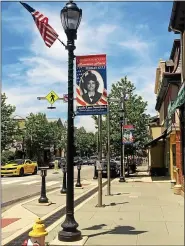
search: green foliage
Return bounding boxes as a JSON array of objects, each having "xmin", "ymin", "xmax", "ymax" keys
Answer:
[
  {"xmin": 1, "ymin": 150, "xmax": 15, "ymax": 164},
  {"xmin": 25, "ymin": 113, "xmax": 65, "ymax": 160},
  {"xmin": 92, "ymin": 76, "xmax": 150, "ymax": 155},
  {"xmin": 1, "ymin": 93, "xmax": 17, "ymax": 152},
  {"xmin": 75, "ymin": 127, "xmax": 97, "ymax": 156}
]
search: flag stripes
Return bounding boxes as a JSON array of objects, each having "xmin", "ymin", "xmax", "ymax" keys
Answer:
[{"xmin": 20, "ymin": 2, "xmax": 58, "ymax": 48}]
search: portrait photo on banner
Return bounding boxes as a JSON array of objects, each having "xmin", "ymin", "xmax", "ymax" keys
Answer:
[
  {"xmin": 76, "ymin": 54, "xmax": 107, "ymax": 116},
  {"xmin": 80, "ymin": 70, "xmax": 104, "ymax": 105}
]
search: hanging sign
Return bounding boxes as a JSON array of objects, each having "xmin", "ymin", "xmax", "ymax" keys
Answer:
[{"xmin": 76, "ymin": 54, "xmax": 107, "ymax": 115}]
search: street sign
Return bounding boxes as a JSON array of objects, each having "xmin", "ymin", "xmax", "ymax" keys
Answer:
[
  {"xmin": 63, "ymin": 94, "xmax": 68, "ymax": 102},
  {"xmin": 45, "ymin": 90, "xmax": 59, "ymax": 104}
]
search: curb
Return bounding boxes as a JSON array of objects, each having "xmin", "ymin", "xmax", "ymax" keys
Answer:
[
  {"xmin": 3, "ymin": 180, "xmax": 108, "ymax": 246},
  {"xmin": 2, "ymin": 187, "xmax": 60, "ymax": 209}
]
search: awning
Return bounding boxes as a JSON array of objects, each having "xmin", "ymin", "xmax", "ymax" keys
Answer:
[
  {"xmin": 145, "ymin": 131, "xmax": 167, "ymax": 148},
  {"xmin": 168, "ymin": 83, "xmax": 185, "ymax": 118}
]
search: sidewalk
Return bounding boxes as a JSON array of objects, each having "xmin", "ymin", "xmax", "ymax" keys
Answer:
[
  {"xmin": 2, "ymin": 179, "xmax": 105, "ymax": 246},
  {"xmin": 47, "ymin": 179, "xmax": 184, "ymax": 246}
]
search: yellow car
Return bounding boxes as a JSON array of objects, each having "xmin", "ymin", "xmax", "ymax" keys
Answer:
[{"xmin": 1, "ymin": 159, "xmax": 38, "ymax": 177}]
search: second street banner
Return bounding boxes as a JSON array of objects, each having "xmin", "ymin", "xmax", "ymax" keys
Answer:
[
  {"xmin": 123, "ymin": 125, "xmax": 135, "ymax": 144},
  {"xmin": 76, "ymin": 54, "xmax": 107, "ymax": 115}
]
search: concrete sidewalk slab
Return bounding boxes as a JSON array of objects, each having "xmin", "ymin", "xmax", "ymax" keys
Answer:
[
  {"xmin": 1, "ymin": 179, "xmax": 101, "ymax": 245},
  {"xmin": 45, "ymin": 178, "xmax": 184, "ymax": 246}
]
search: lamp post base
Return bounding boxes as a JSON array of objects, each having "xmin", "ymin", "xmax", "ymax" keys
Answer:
[
  {"xmin": 75, "ymin": 183, "xmax": 82, "ymax": 188},
  {"xmin": 60, "ymin": 188, "xmax": 67, "ymax": 194},
  {"xmin": 58, "ymin": 229, "xmax": 81, "ymax": 242},
  {"xmin": 119, "ymin": 176, "xmax": 126, "ymax": 182},
  {"xmin": 38, "ymin": 196, "xmax": 49, "ymax": 203}
]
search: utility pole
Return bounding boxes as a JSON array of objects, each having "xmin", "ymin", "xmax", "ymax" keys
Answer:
[
  {"xmin": 97, "ymin": 115, "xmax": 103, "ymax": 207},
  {"xmin": 119, "ymin": 91, "xmax": 126, "ymax": 182},
  {"xmin": 107, "ymin": 104, "xmax": 111, "ymax": 196}
]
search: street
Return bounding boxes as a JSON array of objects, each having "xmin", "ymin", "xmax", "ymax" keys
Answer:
[{"xmin": 2, "ymin": 165, "xmax": 94, "ymax": 205}]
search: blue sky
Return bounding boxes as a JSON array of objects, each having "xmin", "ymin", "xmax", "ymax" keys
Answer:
[{"xmin": 2, "ymin": 1, "xmax": 178, "ymax": 132}]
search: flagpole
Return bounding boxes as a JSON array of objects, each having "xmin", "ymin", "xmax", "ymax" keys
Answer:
[{"xmin": 57, "ymin": 37, "xmax": 66, "ymax": 48}]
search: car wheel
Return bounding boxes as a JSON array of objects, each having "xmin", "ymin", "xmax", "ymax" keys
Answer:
[
  {"xmin": 32, "ymin": 167, "xmax": 37, "ymax": 175},
  {"xmin": 19, "ymin": 168, "xmax": 24, "ymax": 177}
]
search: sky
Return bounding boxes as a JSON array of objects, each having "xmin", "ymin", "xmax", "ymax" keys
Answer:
[{"xmin": 2, "ymin": 1, "xmax": 178, "ymax": 132}]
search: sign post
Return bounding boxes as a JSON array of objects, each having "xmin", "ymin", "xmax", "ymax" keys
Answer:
[{"xmin": 96, "ymin": 160, "xmax": 103, "ymax": 207}]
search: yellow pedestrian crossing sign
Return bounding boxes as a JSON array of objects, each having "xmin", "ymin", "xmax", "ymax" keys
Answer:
[{"xmin": 45, "ymin": 90, "xmax": 59, "ymax": 104}]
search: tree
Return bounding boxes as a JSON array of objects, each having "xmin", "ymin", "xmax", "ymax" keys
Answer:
[
  {"xmin": 92, "ymin": 76, "xmax": 150, "ymax": 155},
  {"xmin": 74, "ymin": 127, "xmax": 97, "ymax": 157},
  {"xmin": 1, "ymin": 93, "xmax": 17, "ymax": 152},
  {"xmin": 25, "ymin": 113, "xmax": 65, "ymax": 162}
]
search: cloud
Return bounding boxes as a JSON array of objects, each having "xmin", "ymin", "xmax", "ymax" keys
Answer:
[{"xmin": 2, "ymin": 1, "xmax": 169, "ymax": 132}]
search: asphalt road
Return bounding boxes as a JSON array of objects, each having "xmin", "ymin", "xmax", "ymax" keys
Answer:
[{"xmin": 1, "ymin": 165, "xmax": 94, "ymax": 205}]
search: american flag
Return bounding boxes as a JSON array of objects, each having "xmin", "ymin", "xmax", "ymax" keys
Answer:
[
  {"xmin": 20, "ymin": 2, "xmax": 58, "ymax": 48},
  {"xmin": 76, "ymin": 67, "xmax": 87, "ymax": 94}
]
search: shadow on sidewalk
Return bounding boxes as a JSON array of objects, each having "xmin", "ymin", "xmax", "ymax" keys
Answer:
[
  {"xmin": 82, "ymin": 224, "xmax": 147, "ymax": 237},
  {"xmin": 111, "ymin": 192, "xmax": 130, "ymax": 196},
  {"xmin": 104, "ymin": 202, "xmax": 129, "ymax": 207},
  {"xmin": 151, "ymin": 176, "xmax": 171, "ymax": 181}
]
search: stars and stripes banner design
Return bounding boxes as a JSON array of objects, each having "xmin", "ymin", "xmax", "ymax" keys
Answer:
[
  {"xmin": 123, "ymin": 129, "xmax": 134, "ymax": 144},
  {"xmin": 75, "ymin": 54, "xmax": 107, "ymax": 115},
  {"xmin": 20, "ymin": 2, "xmax": 58, "ymax": 48}
]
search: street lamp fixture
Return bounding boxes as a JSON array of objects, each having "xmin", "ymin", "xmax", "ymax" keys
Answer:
[{"xmin": 58, "ymin": 0, "xmax": 82, "ymax": 242}]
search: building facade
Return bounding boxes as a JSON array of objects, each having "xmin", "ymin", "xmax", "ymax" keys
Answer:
[{"xmin": 168, "ymin": 1, "xmax": 185, "ymax": 194}]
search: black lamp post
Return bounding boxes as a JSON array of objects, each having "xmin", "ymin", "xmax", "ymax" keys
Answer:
[
  {"xmin": 38, "ymin": 167, "xmax": 49, "ymax": 203},
  {"xmin": 75, "ymin": 164, "xmax": 82, "ymax": 187},
  {"xmin": 60, "ymin": 163, "xmax": 67, "ymax": 194},
  {"xmin": 58, "ymin": 1, "xmax": 82, "ymax": 242},
  {"xmin": 119, "ymin": 109, "xmax": 126, "ymax": 182}
]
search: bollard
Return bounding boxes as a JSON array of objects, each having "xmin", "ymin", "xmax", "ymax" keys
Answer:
[
  {"xmin": 53, "ymin": 159, "xmax": 59, "ymax": 174},
  {"xmin": 75, "ymin": 164, "xmax": 82, "ymax": 187},
  {"xmin": 22, "ymin": 218, "xmax": 48, "ymax": 246},
  {"xmin": 38, "ymin": 167, "xmax": 49, "ymax": 204},
  {"xmin": 93, "ymin": 163, "xmax": 98, "ymax": 179},
  {"xmin": 96, "ymin": 160, "xmax": 104, "ymax": 207},
  {"xmin": 60, "ymin": 164, "xmax": 67, "ymax": 194}
]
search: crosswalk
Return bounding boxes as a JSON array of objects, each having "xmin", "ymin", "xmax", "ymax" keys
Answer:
[{"xmin": 1, "ymin": 178, "xmax": 60, "ymax": 187}]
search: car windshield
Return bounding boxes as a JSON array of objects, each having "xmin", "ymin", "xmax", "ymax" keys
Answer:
[{"xmin": 7, "ymin": 159, "xmax": 24, "ymax": 165}]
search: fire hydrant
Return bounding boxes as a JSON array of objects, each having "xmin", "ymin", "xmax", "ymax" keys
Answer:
[{"xmin": 22, "ymin": 218, "xmax": 48, "ymax": 246}]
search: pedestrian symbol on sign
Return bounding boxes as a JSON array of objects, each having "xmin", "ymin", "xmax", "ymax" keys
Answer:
[{"xmin": 45, "ymin": 90, "xmax": 59, "ymax": 104}]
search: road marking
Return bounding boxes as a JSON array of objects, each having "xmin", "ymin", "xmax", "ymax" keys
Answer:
[
  {"xmin": 46, "ymin": 181, "xmax": 60, "ymax": 187},
  {"xmin": 2, "ymin": 180, "xmax": 24, "ymax": 185},
  {"xmin": 21, "ymin": 181, "xmax": 40, "ymax": 185}
]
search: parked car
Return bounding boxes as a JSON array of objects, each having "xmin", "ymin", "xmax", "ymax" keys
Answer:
[
  {"xmin": 101, "ymin": 160, "xmax": 120, "ymax": 178},
  {"xmin": 81, "ymin": 157, "xmax": 89, "ymax": 165},
  {"xmin": 1, "ymin": 159, "xmax": 38, "ymax": 177},
  {"xmin": 88, "ymin": 156, "xmax": 98, "ymax": 165},
  {"xmin": 74, "ymin": 157, "xmax": 83, "ymax": 166},
  {"xmin": 49, "ymin": 157, "xmax": 65, "ymax": 169}
]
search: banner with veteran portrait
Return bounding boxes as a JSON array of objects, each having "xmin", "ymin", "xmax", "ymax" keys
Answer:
[
  {"xmin": 122, "ymin": 125, "xmax": 135, "ymax": 144},
  {"xmin": 76, "ymin": 54, "xmax": 107, "ymax": 115}
]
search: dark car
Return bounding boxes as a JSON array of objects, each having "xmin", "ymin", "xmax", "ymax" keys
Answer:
[
  {"xmin": 49, "ymin": 157, "xmax": 65, "ymax": 169},
  {"xmin": 88, "ymin": 156, "xmax": 98, "ymax": 165},
  {"xmin": 74, "ymin": 157, "xmax": 83, "ymax": 166},
  {"xmin": 100, "ymin": 160, "xmax": 120, "ymax": 178},
  {"xmin": 81, "ymin": 157, "xmax": 89, "ymax": 165}
]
